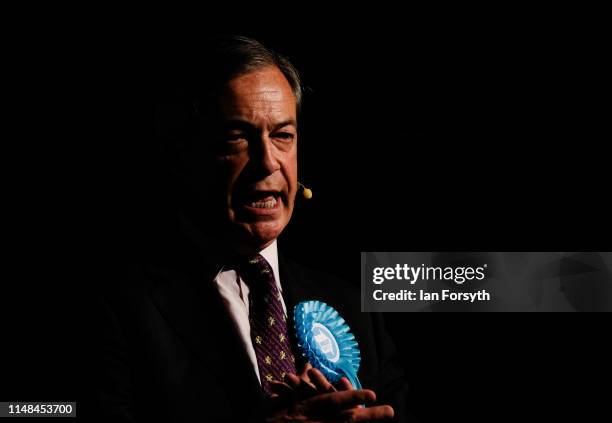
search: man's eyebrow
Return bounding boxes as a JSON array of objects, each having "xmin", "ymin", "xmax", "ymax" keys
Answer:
[
  {"xmin": 221, "ymin": 119, "xmax": 297, "ymax": 131},
  {"xmin": 271, "ymin": 119, "xmax": 297, "ymax": 131},
  {"xmin": 222, "ymin": 119, "xmax": 255, "ymax": 131}
]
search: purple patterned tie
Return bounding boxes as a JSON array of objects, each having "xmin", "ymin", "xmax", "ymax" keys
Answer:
[{"xmin": 239, "ymin": 254, "xmax": 297, "ymax": 395}]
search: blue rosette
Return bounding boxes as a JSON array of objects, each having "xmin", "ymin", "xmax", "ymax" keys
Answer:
[{"xmin": 294, "ymin": 300, "xmax": 362, "ymax": 389}]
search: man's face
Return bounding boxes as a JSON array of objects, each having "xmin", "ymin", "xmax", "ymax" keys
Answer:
[{"xmin": 202, "ymin": 66, "xmax": 298, "ymax": 251}]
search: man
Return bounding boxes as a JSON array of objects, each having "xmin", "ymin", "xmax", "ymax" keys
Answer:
[{"xmin": 90, "ymin": 36, "xmax": 408, "ymax": 422}]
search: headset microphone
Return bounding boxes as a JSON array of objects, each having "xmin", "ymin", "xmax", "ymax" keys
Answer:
[{"xmin": 298, "ymin": 182, "xmax": 313, "ymax": 200}]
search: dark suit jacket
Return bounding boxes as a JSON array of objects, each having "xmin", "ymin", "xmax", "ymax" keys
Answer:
[{"xmin": 86, "ymin": 228, "xmax": 409, "ymax": 422}]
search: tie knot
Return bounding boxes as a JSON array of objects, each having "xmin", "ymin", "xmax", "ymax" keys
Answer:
[
  {"xmin": 243, "ymin": 253, "xmax": 272, "ymax": 272},
  {"xmin": 238, "ymin": 254, "xmax": 275, "ymax": 291},
  {"xmin": 246, "ymin": 253, "xmax": 267, "ymax": 267}
]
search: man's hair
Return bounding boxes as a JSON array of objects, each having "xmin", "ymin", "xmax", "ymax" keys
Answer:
[{"xmin": 191, "ymin": 35, "xmax": 303, "ymax": 113}]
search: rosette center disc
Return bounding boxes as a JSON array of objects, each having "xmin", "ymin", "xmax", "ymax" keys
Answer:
[{"xmin": 311, "ymin": 322, "xmax": 340, "ymax": 362}]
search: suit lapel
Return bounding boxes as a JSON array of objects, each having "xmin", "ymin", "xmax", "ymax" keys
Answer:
[
  {"xmin": 279, "ymin": 253, "xmax": 322, "ymax": 315},
  {"xmin": 278, "ymin": 253, "xmax": 324, "ymax": 370}
]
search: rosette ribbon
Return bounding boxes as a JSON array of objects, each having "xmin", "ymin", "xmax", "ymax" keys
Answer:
[{"xmin": 294, "ymin": 300, "xmax": 362, "ymax": 389}]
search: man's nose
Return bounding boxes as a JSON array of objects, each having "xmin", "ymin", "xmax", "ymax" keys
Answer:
[{"xmin": 250, "ymin": 135, "xmax": 281, "ymax": 176}]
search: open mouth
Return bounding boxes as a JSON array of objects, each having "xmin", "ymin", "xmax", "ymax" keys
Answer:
[
  {"xmin": 247, "ymin": 192, "xmax": 279, "ymax": 209},
  {"xmin": 237, "ymin": 190, "xmax": 283, "ymax": 213}
]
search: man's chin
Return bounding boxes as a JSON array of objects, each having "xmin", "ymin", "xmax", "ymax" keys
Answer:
[{"xmin": 233, "ymin": 220, "xmax": 285, "ymax": 251}]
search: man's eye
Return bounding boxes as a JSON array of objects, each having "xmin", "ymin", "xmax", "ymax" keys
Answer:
[
  {"xmin": 225, "ymin": 133, "xmax": 247, "ymax": 143},
  {"xmin": 274, "ymin": 132, "xmax": 295, "ymax": 141}
]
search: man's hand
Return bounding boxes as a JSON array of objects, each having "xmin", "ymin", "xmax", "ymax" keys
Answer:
[
  {"xmin": 265, "ymin": 364, "xmax": 394, "ymax": 422},
  {"xmin": 265, "ymin": 388, "xmax": 394, "ymax": 422}
]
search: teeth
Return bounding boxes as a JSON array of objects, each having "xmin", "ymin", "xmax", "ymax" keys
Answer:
[{"xmin": 249, "ymin": 196, "xmax": 277, "ymax": 209}]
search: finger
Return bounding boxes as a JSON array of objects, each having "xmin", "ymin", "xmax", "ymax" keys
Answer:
[
  {"xmin": 296, "ymin": 378, "xmax": 318, "ymax": 398},
  {"xmin": 296, "ymin": 364, "xmax": 319, "ymax": 396},
  {"xmin": 299, "ymin": 362, "xmax": 313, "ymax": 383},
  {"xmin": 336, "ymin": 377, "xmax": 353, "ymax": 391},
  {"xmin": 284, "ymin": 373, "xmax": 318, "ymax": 399},
  {"xmin": 334, "ymin": 405, "xmax": 395, "ymax": 422},
  {"xmin": 269, "ymin": 380, "xmax": 294, "ymax": 398},
  {"xmin": 304, "ymin": 389, "xmax": 377, "ymax": 413},
  {"xmin": 285, "ymin": 373, "xmax": 301, "ymax": 389},
  {"xmin": 307, "ymin": 367, "xmax": 336, "ymax": 393}
]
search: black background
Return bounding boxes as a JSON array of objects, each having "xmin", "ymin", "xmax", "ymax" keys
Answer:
[{"xmin": 2, "ymin": 9, "xmax": 610, "ymax": 422}]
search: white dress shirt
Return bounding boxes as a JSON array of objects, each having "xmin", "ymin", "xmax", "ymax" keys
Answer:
[{"xmin": 213, "ymin": 241, "xmax": 287, "ymax": 384}]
